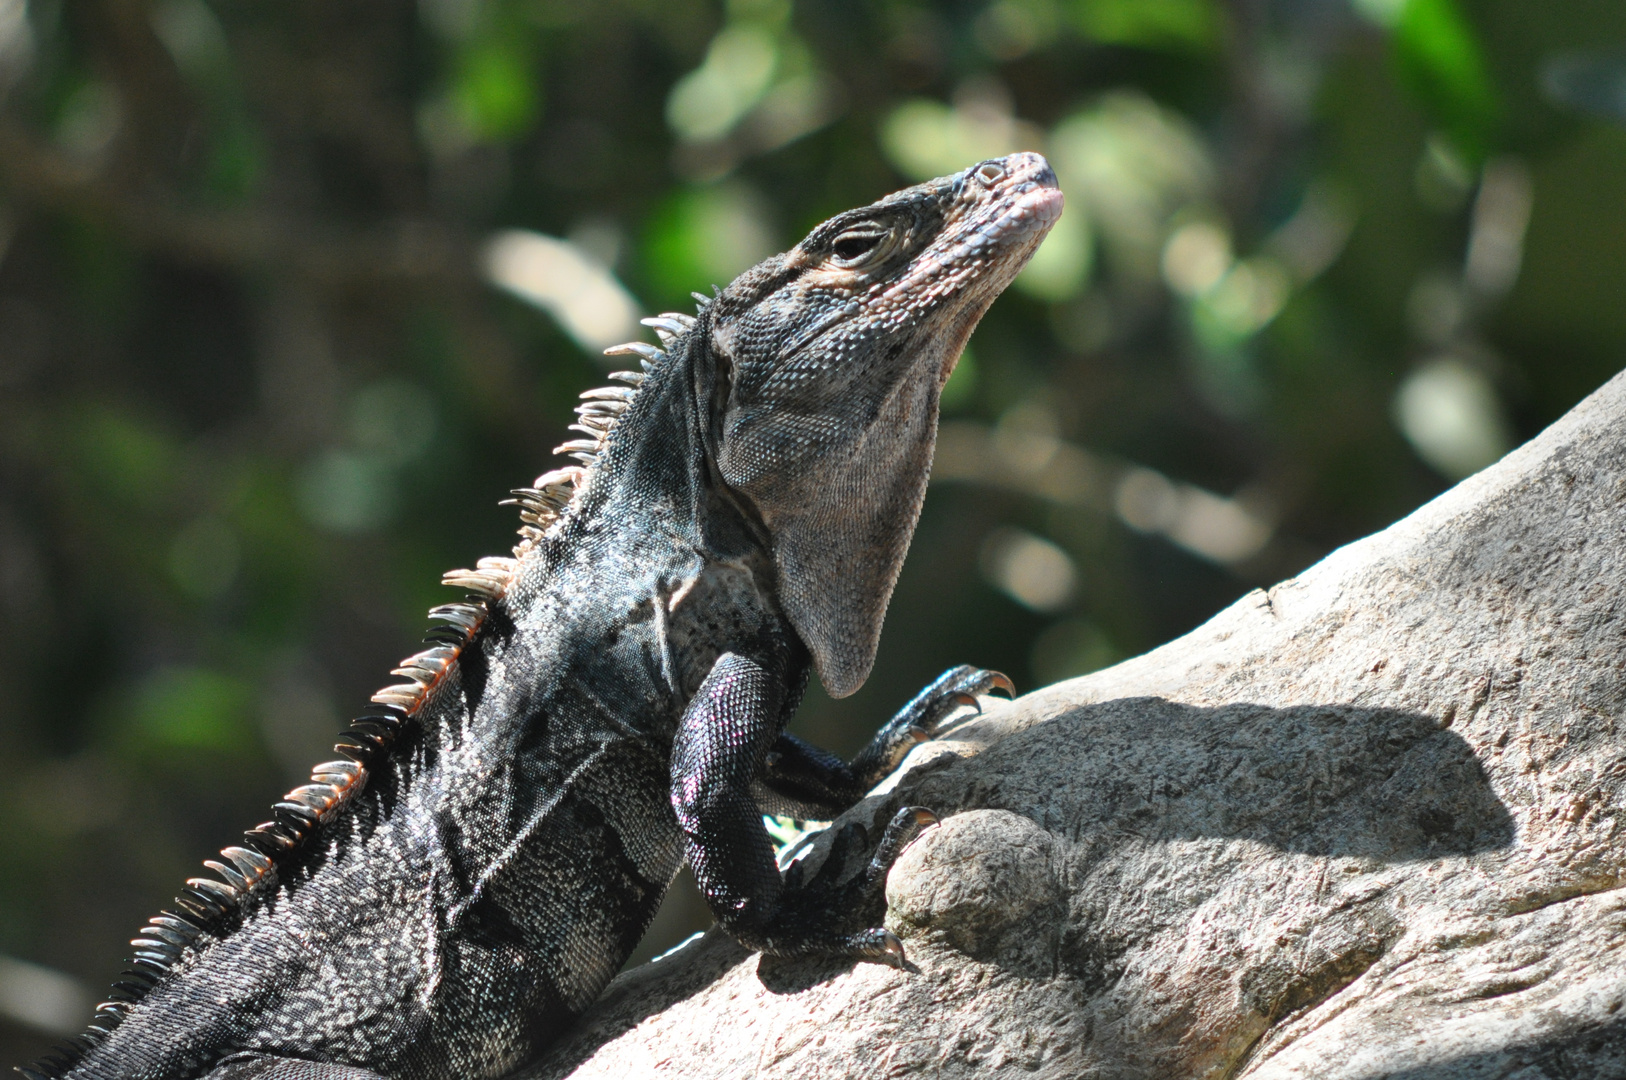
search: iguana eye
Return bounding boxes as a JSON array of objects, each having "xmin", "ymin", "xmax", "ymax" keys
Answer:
[{"xmin": 831, "ymin": 229, "xmax": 886, "ymax": 264}]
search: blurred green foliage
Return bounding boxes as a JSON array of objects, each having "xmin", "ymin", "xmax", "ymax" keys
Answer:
[
  {"xmin": 0, "ymin": 0, "xmax": 1623, "ymax": 1054},
  {"xmin": 1393, "ymin": 0, "xmax": 1500, "ymax": 157}
]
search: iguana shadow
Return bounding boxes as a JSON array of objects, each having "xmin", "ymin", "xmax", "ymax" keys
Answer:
[
  {"xmin": 912, "ymin": 696, "xmax": 1516, "ymax": 865},
  {"xmin": 519, "ymin": 697, "xmax": 1514, "ymax": 1076}
]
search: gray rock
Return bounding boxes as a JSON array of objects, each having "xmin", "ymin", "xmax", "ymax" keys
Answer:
[{"xmin": 523, "ymin": 370, "xmax": 1626, "ymax": 1079}]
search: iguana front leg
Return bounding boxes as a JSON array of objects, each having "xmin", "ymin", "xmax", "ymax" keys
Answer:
[
  {"xmin": 672, "ymin": 651, "xmax": 901, "ymax": 961},
  {"xmin": 671, "ymin": 656, "xmax": 1010, "ymax": 963}
]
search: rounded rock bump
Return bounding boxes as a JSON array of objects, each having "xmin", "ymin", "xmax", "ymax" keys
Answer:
[{"xmin": 885, "ymin": 808, "xmax": 1059, "ymax": 953}]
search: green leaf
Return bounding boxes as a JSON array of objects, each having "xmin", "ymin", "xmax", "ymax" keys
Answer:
[{"xmin": 1393, "ymin": 0, "xmax": 1498, "ymax": 159}]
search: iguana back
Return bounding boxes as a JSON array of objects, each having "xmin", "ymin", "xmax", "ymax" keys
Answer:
[{"xmin": 20, "ymin": 152, "xmax": 1060, "ymax": 1080}]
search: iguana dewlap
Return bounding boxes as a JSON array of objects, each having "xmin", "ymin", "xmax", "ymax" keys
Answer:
[{"xmin": 23, "ymin": 153, "xmax": 1060, "ymax": 1080}]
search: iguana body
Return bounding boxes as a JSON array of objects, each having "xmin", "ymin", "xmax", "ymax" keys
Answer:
[{"xmin": 22, "ymin": 153, "xmax": 1061, "ymax": 1080}]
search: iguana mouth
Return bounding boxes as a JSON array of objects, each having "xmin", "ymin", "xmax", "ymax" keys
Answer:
[
  {"xmin": 979, "ymin": 173, "xmax": 1065, "ymax": 243},
  {"xmin": 762, "ymin": 153, "xmax": 1063, "ymax": 372},
  {"xmin": 876, "ymin": 151, "xmax": 1063, "ymax": 308}
]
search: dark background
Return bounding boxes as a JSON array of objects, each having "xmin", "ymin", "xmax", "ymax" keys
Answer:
[{"xmin": 1, "ymin": 0, "xmax": 1623, "ymax": 1061}]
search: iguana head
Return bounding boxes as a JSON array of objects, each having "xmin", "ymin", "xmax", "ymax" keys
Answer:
[{"xmin": 708, "ymin": 152, "xmax": 1062, "ymax": 698}]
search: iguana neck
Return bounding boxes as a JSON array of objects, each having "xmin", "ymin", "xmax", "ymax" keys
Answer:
[{"xmin": 551, "ymin": 313, "xmax": 755, "ymax": 569}]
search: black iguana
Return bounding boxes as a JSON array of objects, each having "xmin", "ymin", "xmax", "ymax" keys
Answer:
[{"xmin": 21, "ymin": 151, "xmax": 1062, "ymax": 1080}]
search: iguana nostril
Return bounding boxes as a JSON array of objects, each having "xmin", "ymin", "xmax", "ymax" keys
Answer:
[{"xmin": 977, "ymin": 162, "xmax": 1007, "ymax": 184}]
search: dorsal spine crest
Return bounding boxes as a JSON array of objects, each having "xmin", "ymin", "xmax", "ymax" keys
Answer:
[{"xmin": 24, "ymin": 307, "xmax": 698, "ymax": 1079}]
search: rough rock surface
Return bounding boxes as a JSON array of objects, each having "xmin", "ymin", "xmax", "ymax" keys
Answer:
[{"xmin": 521, "ymin": 370, "xmax": 1626, "ymax": 1080}]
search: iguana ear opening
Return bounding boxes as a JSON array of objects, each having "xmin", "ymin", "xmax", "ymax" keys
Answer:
[{"xmin": 719, "ymin": 367, "xmax": 941, "ymax": 699}]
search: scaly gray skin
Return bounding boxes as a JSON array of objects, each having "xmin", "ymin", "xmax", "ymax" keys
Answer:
[{"xmin": 21, "ymin": 152, "xmax": 1061, "ymax": 1080}]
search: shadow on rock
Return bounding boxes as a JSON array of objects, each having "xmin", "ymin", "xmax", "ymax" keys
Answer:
[
  {"xmin": 522, "ymin": 699, "xmax": 1515, "ymax": 1077},
  {"xmin": 1373, "ymin": 1020, "xmax": 1626, "ymax": 1079},
  {"xmin": 906, "ymin": 698, "xmax": 1515, "ymax": 863}
]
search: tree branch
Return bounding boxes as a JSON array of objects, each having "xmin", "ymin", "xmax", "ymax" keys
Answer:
[{"xmin": 524, "ymin": 369, "xmax": 1626, "ymax": 1079}]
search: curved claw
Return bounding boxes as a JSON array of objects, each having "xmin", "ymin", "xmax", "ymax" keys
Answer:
[
  {"xmin": 902, "ymin": 807, "xmax": 938, "ymax": 830},
  {"xmin": 879, "ymin": 930, "xmax": 907, "ymax": 969},
  {"xmin": 842, "ymin": 927, "xmax": 908, "ymax": 968},
  {"xmin": 943, "ymin": 669, "xmax": 1015, "ymax": 717},
  {"xmin": 863, "ymin": 804, "xmax": 938, "ymax": 885}
]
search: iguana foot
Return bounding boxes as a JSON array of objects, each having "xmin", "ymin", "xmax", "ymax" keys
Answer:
[
  {"xmin": 674, "ymin": 655, "xmax": 995, "ymax": 969},
  {"xmin": 767, "ymin": 806, "xmax": 938, "ymax": 966},
  {"xmin": 850, "ymin": 665, "xmax": 1015, "ymax": 789},
  {"xmin": 896, "ymin": 663, "xmax": 1016, "ymax": 734}
]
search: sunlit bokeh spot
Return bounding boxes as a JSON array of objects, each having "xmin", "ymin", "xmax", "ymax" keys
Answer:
[
  {"xmin": 668, "ymin": 25, "xmax": 780, "ymax": 143},
  {"xmin": 0, "ymin": 956, "xmax": 92, "ymax": 1036},
  {"xmin": 150, "ymin": 0, "xmax": 230, "ymax": 80},
  {"xmin": 980, "ymin": 526, "xmax": 1077, "ymax": 613},
  {"xmin": 297, "ymin": 449, "xmax": 397, "ymax": 534},
  {"xmin": 1048, "ymin": 92, "xmax": 1213, "ymax": 283},
  {"xmin": 1017, "ymin": 206, "xmax": 1092, "ymax": 300},
  {"xmin": 973, "ymin": 0, "xmax": 1062, "ymax": 61},
  {"xmin": 1114, "ymin": 466, "xmax": 1180, "ymax": 533},
  {"xmin": 0, "ymin": 0, "xmax": 33, "ymax": 90},
  {"xmin": 1162, "ymin": 221, "xmax": 1231, "ymax": 297},
  {"xmin": 54, "ymin": 80, "xmax": 121, "ymax": 165},
  {"xmin": 880, "ymin": 84, "xmax": 1040, "ymax": 183},
  {"xmin": 483, "ymin": 229, "xmax": 644, "ymax": 354},
  {"xmin": 1197, "ymin": 258, "xmax": 1291, "ymax": 339},
  {"xmin": 1464, "ymin": 158, "xmax": 1532, "ymax": 298},
  {"xmin": 1394, "ymin": 358, "xmax": 1512, "ymax": 479}
]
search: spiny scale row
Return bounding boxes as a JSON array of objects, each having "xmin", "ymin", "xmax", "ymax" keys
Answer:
[
  {"xmin": 504, "ymin": 466, "xmax": 584, "ymax": 552},
  {"xmin": 550, "ymin": 311, "xmax": 689, "ymax": 469},
  {"xmin": 24, "ymin": 304, "xmax": 697, "ymax": 1079},
  {"xmin": 26, "ymin": 568, "xmax": 517, "ymax": 1077},
  {"xmin": 524, "ymin": 311, "xmax": 687, "ymax": 546}
]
